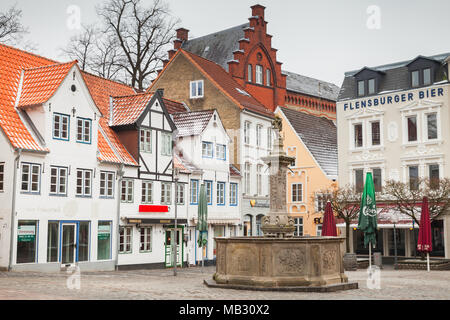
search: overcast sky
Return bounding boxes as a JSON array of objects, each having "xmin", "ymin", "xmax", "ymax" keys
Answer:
[{"xmin": 3, "ymin": 0, "xmax": 450, "ymax": 87}]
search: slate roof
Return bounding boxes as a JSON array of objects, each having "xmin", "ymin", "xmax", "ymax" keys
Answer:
[
  {"xmin": 279, "ymin": 107, "xmax": 337, "ymax": 177},
  {"xmin": 110, "ymin": 92, "xmax": 154, "ymax": 126},
  {"xmin": 283, "ymin": 70, "xmax": 340, "ymax": 102},
  {"xmin": 339, "ymin": 52, "xmax": 450, "ymax": 101},
  {"xmin": 182, "ymin": 23, "xmax": 250, "ymax": 72},
  {"xmin": 172, "ymin": 110, "xmax": 215, "ymax": 137}
]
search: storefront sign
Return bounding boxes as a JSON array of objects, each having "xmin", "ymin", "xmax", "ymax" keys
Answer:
[
  {"xmin": 17, "ymin": 225, "xmax": 35, "ymax": 242},
  {"xmin": 250, "ymin": 199, "xmax": 270, "ymax": 208},
  {"xmin": 126, "ymin": 218, "xmax": 187, "ymax": 225},
  {"xmin": 343, "ymin": 87, "xmax": 445, "ymax": 111},
  {"xmin": 139, "ymin": 205, "xmax": 169, "ymax": 213},
  {"xmin": 98, "ymin": 225, "xmax": 110, "ymax": 240}
]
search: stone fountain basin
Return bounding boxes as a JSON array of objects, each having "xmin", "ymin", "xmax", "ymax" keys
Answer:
[{"xmin": 212, "ymin": 236, "xmax": 349, "ymax": 288}]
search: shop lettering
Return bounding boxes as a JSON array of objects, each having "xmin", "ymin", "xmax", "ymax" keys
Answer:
[{"xmin": 343, "ymin": 88, "xmax": 444, "ymax": 111}]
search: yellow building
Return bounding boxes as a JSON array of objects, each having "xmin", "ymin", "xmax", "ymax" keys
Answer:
[{"xmin": 275, "ymin": 107, "xmax": 338, "ymax": 236}]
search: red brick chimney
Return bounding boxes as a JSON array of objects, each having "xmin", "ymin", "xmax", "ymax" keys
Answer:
[
  {"xmin": 174, "ymin": 28, "xmax": 189, "ymax": 50},
  {"xmin": 251, "ymin": 4, "xmax": 265, "ymax": 19}
]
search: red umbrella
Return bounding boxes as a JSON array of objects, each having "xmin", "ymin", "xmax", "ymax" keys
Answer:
[
  {"xmin": 417, "ymin": 196, "xmax": 432, "ymax": 271},
  {"xmin": 321, "ymin": 201, "xmax": 337, "ymax": 236}
]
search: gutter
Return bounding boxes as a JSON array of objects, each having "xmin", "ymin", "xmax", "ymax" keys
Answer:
[
  {"xmin": 8, "ymin": 149, "xmax": 21, "ymax": 271},
  {"xmin": 115, "ymin": 163, "xmax": 125, "ymax": 271}
]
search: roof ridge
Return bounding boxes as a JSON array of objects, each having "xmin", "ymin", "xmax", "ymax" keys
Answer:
[
  {"xmin": 23, "ymin": 60, "xmax": 77, "ymax": 72},
  {"xmin": 0, "ymin": 42, "xmax": 58, "ymax": 65},
  {"xmin": 283, "ymin": 70, "xmax": 340, "ymax": 88},
  {"xmin": 81, "ymin": 69, "xmax": 136, "ymax": 91},
  {"xmin": 112, "ymin": 91, "xmax": 153, "ymax": 99}
]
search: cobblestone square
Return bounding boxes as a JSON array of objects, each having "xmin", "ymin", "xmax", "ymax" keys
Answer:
[{"xmin": 0, "ymin": 266, "xmax": 449, "ymax": 300}]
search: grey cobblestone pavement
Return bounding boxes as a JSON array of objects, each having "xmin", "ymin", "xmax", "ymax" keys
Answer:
[{"xmin": 0, "ymin": 265, "xmax": 449, "ymax": 300}]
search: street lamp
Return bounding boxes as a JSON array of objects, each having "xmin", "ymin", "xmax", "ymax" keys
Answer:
[
  {"xmin": 173, "ymin": 168, "xmax": 180, "ymax": 276},
  {"xmin": 392, "ymin": 214, "xmax": 399, "ymax": 270}
]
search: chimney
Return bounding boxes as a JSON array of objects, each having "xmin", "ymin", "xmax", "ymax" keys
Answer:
[
  {"xmin": 176, "ymin": 28, "xmax": 189, "ymax": 42},
  {"xmin": 251, "ymin": 4, "xmax": 265, "ymax": 19},
  {"xmin": 156, "ymin": 88, "xmax": 164, "ymax": 97}
]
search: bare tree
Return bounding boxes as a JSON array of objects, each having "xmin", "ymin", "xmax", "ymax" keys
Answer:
[
  {"xmin": 384, "ymin": 178, "xmax": 450, "ymax": 225},
  {"xmin": 315, "ymin": 183, "xmax": 361, "ymax": 253},
  {"xmin": 0, "ymin": 4, "xmax": 28, "ymax": 44},
  {"xmin": 61, "ymin": 25, "xmax": 97, "ymax": 71},
  {"xmin": 97, "ymin": 0, "xmax": 179, "ymax": 89}
]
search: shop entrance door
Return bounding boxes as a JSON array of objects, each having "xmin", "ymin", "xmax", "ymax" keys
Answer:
[
  {"xmin": 165, "ymin": 228, "xmax": 182, "ymax": 267},
  {"xmin": 61, "ymin": 223, "xmax": 77, "ymax": 265}
]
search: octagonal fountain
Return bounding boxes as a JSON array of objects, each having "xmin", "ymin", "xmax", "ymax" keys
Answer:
[{"xmin": 204, "ymin": 118, "xmax": 358, "ymax": 292}]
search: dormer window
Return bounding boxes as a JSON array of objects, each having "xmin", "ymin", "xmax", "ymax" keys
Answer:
[
  {"xmin": 357, "ymin": 81, "xmax": 365, "ymax": 97},
  {"xmin": 411, "ymin": 68, "xmax": 432, "ymax": 88},
  {"xmin": 358, "ymin": 78, "xmax": 376, "ymax": 97},
  {"xmin": 368, "ymin": 78, "xmax": 376, "ymax": 95},
  {"xmin": 407, "ymin": 56, "xmax": 439, "ymax": 88},
  {"xmin": 423, "ymin": 68, "xmax": 431, "ymax": 85},
  {"xmin": 354, "ymin": 68, "xmax": 383, "ymax": 97},
  {"xmin": 411, "ymin": 70, "xmax": 420, "ymax": 87}
]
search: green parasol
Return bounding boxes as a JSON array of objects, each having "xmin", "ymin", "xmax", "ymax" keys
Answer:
[
  {"xmin": 358, "ymin": 172, "xmax": 378, "ymax": 248},
  {"xmin": 197, "ymin": 184, "xmax": 208, "ymax": 248}
]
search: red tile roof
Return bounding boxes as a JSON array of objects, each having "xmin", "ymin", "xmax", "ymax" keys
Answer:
[
  {"xmin": 111, "ymin": 92, "xmax": 154, "ymax": 126},
  {"xmin": 97, "ymin": 128, "xmax": 122, "ymax": 164},
  {"xmin": 18, "ymin": 61, "xmax": 77, "ymax": 107},
  {"xmin": 229, "ymin": 164, "xmax": 241, "ymax": 177},
  {"xmin": 163, "ymin": 97, "xmax": 188, "ymax": 114}
]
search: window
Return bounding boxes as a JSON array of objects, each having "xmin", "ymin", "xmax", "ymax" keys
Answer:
[
  {"xmin": 47, "ymin": 222, "xmax": 59, "ymax": 262},
  {"xmin": 140, "ymin": 128, "xmax": 151, "ymax": 152},
  {"xmin": 316, "ymin": 224, "xmax": 323, "ymax": 236},
  {"xmin": 411, "ymin": 70, "xmax": 420, "ymax": 87},
  {"xmin": 121, "ymin": 179, "xmax": 134, "ymax": 202},
  {"xmin": 141, "ymin": 181, "xmax": 153, "ymax": 203},
  {"xmin": 76, "ymin": 169, "xmax": 92, "ymax": 197},
  {"xmin": 256, "ymin": 124, "xmax": 262, "ymax": 147},
  {"xmin": 217, "ymin": 182, "xmax": 225, "ymax": 205},
  {"xmin": 161, "ymin": 182, "xmax": 171, "ymax": 204},
  {"xmin": 427, "ymin": 113, "xmax": 437, "ymax": 140},
  {"xmin": 371, "ymin": 121, "xmax": 380, "ymax": 146},
  {"xmin": 50, "ymin": 166, "xmax": 67, "ymax": 196},
  {"xmin": 140, "ymin": 227, "xmax": 152, "ymax": 252},
  {"xmin": 230, "ymin": 183, "xmax": 238, "ymax": 206},
  {"xmin": 119, "ymin": 226, "xmax": 132, "ymax": 253},
  {"xmin": 257, "ymin": 165, "xmax": 263, "ymax": 195},
  {"xmin": 190, "ymin": 180, "xmax": 199, "ymax": 204},
  {"xmin": 316, "ymin": 194, "xmax": 330, "ymax": 212},
  {"xmin": 354, "ymin": 123, "xmax": 363, "ymax": 148},
  {"xmin": 100, "ymin": 171, "xmax": 114, "ymax": 198},
  {"xmin": 368, "ymin": 79, "xmax": 376, "ymax": 95},
  {"xmin": 267, "ymin": 127, "xmax": 272, "ymax": 150},
  {"xmin": 78, "ymin": 221, "xmax": 90, "ymax": 262},
  {"xmin": 216, "ymin": 144, "xmax": 226, "ymax": 160},
  {"xmin": 294, "ymin": 218, "xmax": 303, "ymax": 236},
  {"xmin": 247, "ymin": 64, "xmax": 252, "ymax": 82},
  {"xmin": 266, "ymin": 69, "xmax": 271, "ymax": 86},
  {"xmin": 21, "ymin": 163, "xmax": 40, "ymax": 193},
  {"xmin": 292, "ymin": 183, "xmax": 303, "ymax": 202},
  {"xmin": 407, "ymin": 116, "xmax": 417, "ymax": 142},
  {"xmin": 372, "ymin": 168, "xmax": 382, "ymax": 193},
  {"xmin": 255, "ymin": 65, "xmax": 263, "ymax": 84},
  {"xmin": 0, "ymin": 163, "xmax": 4, "ymax": 192},
  {"xmin": 98, "ymin": 221, "xmax": 111, "ymax": 260},
  {"xmin": 190, "ymin": 80, "xmax": 204, "ymax": 98},
  {"xmin": 161, "ymin": 132, "xmax": 172, "ymax": 156},
  {"xmin": 205, "ymin": 180, "xmax": 212, "ymax": 205},
  {"xmin": 244, "ymin": 121, "xmax": 251, "ymax": 144},
  {"xmin": 202, "ymin": 141, "xmax": 213, "ymax": 158},
  {"xmin": 53, "ymin": 113, "xmax": 69, "ymax": 140},
  {"xmin": 429, "ymin": 164, "xmax": 439, "ymax": 189},
  {"xmin": 176, "ymin": 183, "xmax": 184, "ymax": 205},
  {"xmin": 357, "ymin": 81, "xmax": 365, "ymax": 97},
  {"xmin": 423, "ymin": 68, "xmax": 431, "ymax": 85},
  {"xmin": 244, "ymin": 162, "xmax": 251, "ymax": 194},
  {"xmin": 76, "ymin": 118, "xmax": 91, "ymax": 143},
  {"xmin": 409, "ymin": 166, "xmax": 419, "ymax": 191},
  {"xmin": 355, "ymin": 169, "xmax": 364, "ymax": 192},
  {"xmin": 17, "ymin": 220, "xmax": 38, "ymax": 263}
]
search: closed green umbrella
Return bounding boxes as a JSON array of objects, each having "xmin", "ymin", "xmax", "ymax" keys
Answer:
[
  {"xmin": 358, "ymin": 172, "xmax": 378, "ymax": 268},
  {"xmin": 197, "ymin": 184, "xmax": 208, "ymax": 270}
]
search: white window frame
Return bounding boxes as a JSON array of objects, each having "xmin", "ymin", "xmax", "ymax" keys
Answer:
[
  {"xmin": 256, "ymin": 124, "xmax": 262, "ymax": 147},
  {"xmin": 267, "ymin": 127, "xmax": 272, "ymax": 150},
  {"xmin": 190, "ymin": 80, "xmax": 204, "ymax": 99},
  {"xmin": 139, "ymin": 227, "xmax": 152, "ymax": 252},
  {"xmin": 76, "ymin": 117, "xmax": 91, "ymax": 144},
  {"xmin": 291, "ymin": 183, "xmax": 303, "ymax": 203},
  {"xmin": 21, "ymin": 163, "xmax": 40, "ymax": 193},
  {"xmin": 161, "ymin": 132, "xmax": 172, "ymax": 156},
  {"xmin": 100, "ymin": 171, "xmax": 114, "ymax": 198},
  {"xmin": 257, "ymin": 164, "xmax": 263, "ymax": 196},
  {"xmin": 119, "ymin": 226, "xmax": 132, "ymax": 253},
  {"xmin": 255, "ymin": 65, "xmax": 263, "ymax": 85},
  {"xmin": 353, "ymin": 122, "xmax": 363, "ymax": 149},
  {"xmin": 316, "ymin": 224, "xmax": 322, "ymax": 236},
  {"xmin": 266, "ymin": 69, "xmax": 271, "ymax": 86},
  {"xmin": 161, "ymin": 182, "xmax": 172, "ymax": 204},
  {"xmin": 369, "ymin": 120, "xmax": 381, "ymax": 146},
  {"xmin": 50, "ymin": 166, "xmax": 68, "ymax": 196},
  {"xmin": 205, "ymin": 180, "xmax": 213, "ymax": 205},
  {"xmin": 76, "ymin": 169, "xmax": 92, "ymax": 197},
  {"xmin": 53, "ymin": 113, "xmax": 69, "ymax": 140},
  {"xmin": 140, "ymin": 128, "xmax": 152, "ymax": 153},
  {"xmin": 294, "ymin": 217, "xmax": 303, "ymax": 236},
  {"xmin": 247, "ymin": 64, "xmax": 252, "ymax": 82},
  {"xmin": 190, "ymin": 180, "xmax": 199, "ymax": 204},
  {"xmin": 121, "ymin": 179, "xmax": 134, "ymax": 203},
  {"xmin": 244, "ymin": 162, "xmax": 251, "ymax": 195},
  {"xmin": 244, "ymin": 121, "xmax": 251, "ymax": 144},
  {"xmin": 216, "ymin": 144, "xmax": 226, "ymax": 160},
  {"xmin": 141, "ymin": 181, "xmax": 153, "ymax": 204},
  {"xmin": 230, "ymin": 183, "xmax": 238, "ymax": 206},
  {"xmin": 176, "ymin": 183, "xmax": 184, "ymax": 205},
  {"xmin": 202, "ymin": 141, "xmax": 213, "ymax": 158},
  {"xmin": 216, "ymin": 182, "xmax": 225, "ymax": 205}
]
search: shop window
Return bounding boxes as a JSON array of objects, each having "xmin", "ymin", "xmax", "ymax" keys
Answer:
[
  {"xmin": 140, "ymin": 227, "xmax": 152, "ymax": 252},
  {"xmin": 98, "ymin": 221, "xmax": 112, "ymax": 260},
  {"xmin": 17, "ymin": 220, "xmax": 38, "ymax": 264},
  {"xmin": 78, "ymin": 221, "xmax": 90, "ymax": 262},
  {"xmin": 47, "ymin": 222, "xmax": 59, "ymax": 262}
]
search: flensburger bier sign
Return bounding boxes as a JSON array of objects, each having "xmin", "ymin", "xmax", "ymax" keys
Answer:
[{"xmin": 343, "ymin": 86, "xmax": 445, "ymax": 111}]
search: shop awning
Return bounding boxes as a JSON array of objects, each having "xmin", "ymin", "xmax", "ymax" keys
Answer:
[{"xmin": 191, "ymin": 218, "xmax": 241, "ymax": 225}]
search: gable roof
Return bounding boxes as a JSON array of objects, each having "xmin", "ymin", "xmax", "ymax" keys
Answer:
[
  {"xmin": 283, "ymin": 70, "xmax": 340, "ymax": 102},
  {"xmin": 18, "ymin": 61, "xmax": 78, "ymax": 107},
  {"xmin": 278, "ymin": 107, "xmax": 337, "ymax": 177},
  {"xmin": 172, "ymin": 110, "xmax": 215, "ymax": 137},
  {"xmin": 110, "ymin": 92, "xmax": 154, "ymax": 126}
]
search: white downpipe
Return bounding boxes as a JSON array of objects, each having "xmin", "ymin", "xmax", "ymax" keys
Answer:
[{"xmin": 115, "ymin": 164, "xmax": 124, "ymax": 271}]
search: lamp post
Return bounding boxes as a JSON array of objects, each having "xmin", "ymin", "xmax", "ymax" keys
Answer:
[
  {"xmin": 392, "ymin": 214, "xmax": 399, "ymax": 270},
  {"xmin": 173, "ymin": 168, "xmax": 179, "ymax": 276}
]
